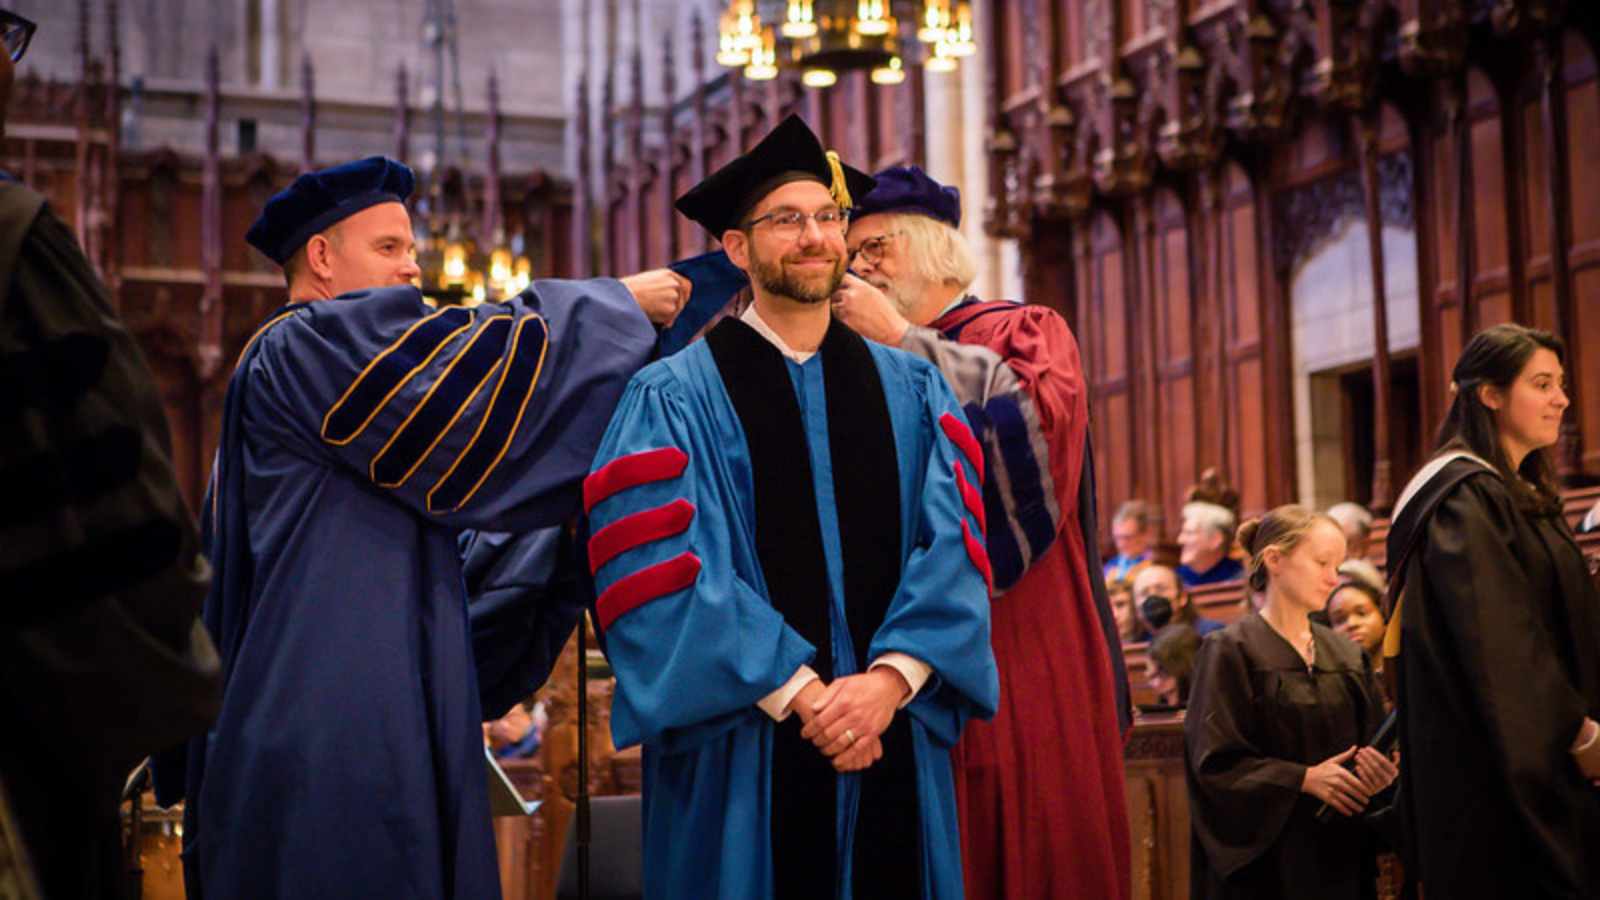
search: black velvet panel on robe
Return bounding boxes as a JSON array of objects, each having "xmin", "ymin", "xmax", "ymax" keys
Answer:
[
  {"xmin": 706, "ymin": 317, "xmax": 918, "ymax": 900},
  {"xmin": 1388, "ymin": 463, "xmax": 1600, "ymax": 900}
]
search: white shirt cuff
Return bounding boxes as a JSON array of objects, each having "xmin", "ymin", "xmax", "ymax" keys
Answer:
[
  {"xmin": 870, "ymin": 653, "xmax": 932, "ymax": 709},
  {"xmin": 758, "ymin": 666, "xmax": 821, "ymax": 721}
]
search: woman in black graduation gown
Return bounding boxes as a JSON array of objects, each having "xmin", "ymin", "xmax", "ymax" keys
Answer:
[
  {"xmin": 1387, "ymin": 324, "xmax": 1600, "ymax": 899},
  {"xmin": 1185, "ymin": 506, "xmax": 1397, "ymax": 900}
]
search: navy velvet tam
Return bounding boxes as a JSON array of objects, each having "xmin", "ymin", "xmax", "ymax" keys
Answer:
[
  {"xmin": 245, "ymin": 156, "xmax": 415, "ymax": 265},
  {"xmin": 675, "ymin": 113, "xmax": 875, "ymax": 238},
  {"xmin": 851, "ymin": 165, "xmax": 962, "ymax": 228}
]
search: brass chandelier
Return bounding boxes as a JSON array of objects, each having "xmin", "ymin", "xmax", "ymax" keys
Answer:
[{"xmin": 716, "ymin": 0, "xmax": 976, "ymax": 88}]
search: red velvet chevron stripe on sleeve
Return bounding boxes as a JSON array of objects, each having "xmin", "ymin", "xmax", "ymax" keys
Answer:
[
  {"xmin": 961, "ymin": 519, "xmax": 993, "ymax": 595},
  {"xmin": 953, "ymin": 462, "xmax": 986, "ymax": 538},
  {"xmin": 595, "ymin": 552, "xmax": 703, "ymax": 631},
  {"xmin": 939, "ymin": 413, "xmax": 984, "ymax": 485},
  {"xmin": 584, "ymin": 447, "xmax": 690, "ymax": 514},
  {"xmin": 588, "ymin": 499, "xmax": 696, "ymax": 573}
]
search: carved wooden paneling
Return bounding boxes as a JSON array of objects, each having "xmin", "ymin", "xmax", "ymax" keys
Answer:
[
  {"xmin": 1122, "ymin": 714, "xmax": 1190, "ymax": 900},
  {"xmin": 992, "ymin": 0, "xmax": 1600, "ymax": 548},
  {"xmin": 1152, "ymin": 188, "xmax": 1195, "ymax": 528},
  {"xmin": 1561, "ymin": 30, "xmax": 1600, "ymax": 471},
  {"xmin": 1455, "ymin": 72, "xmax": 1510, "ymax": 336},
  {"xmin": 671, "ymin": 146, "xmax": 701, "ymax": 256},
  {"xmin": 1223, "ymin": 163, "xmax": 1273, "ymax": 516},
  {"xmin": 641, "ymin": 162, "xmax": 669, "ymax": 269},
  {"xmin": 1087, "ymin": 209, "xmax": 1135, "ymax": 532}
]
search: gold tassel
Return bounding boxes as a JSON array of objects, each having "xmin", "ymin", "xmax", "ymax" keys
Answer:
[
  {"xmin": 825, "ymin": 150, "xmax": 852, "ymax": 209},
  {"xmin": 1382, "ymin": 595, "xmax": 1403, "ymax": 659}
]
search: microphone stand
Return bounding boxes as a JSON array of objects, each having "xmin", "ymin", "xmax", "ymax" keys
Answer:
[
  {"xmin": 577, "ymin": 612, "xmax": 590, "ymax": 900},
  {"xmin": 122, "ymin": 759, "xmax": 151, "ymax": 900}
]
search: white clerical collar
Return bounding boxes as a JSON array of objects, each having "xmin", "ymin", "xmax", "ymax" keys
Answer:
[{"xmin": 739, "ymin": 302, "xmax": 818, "ymax": 364}]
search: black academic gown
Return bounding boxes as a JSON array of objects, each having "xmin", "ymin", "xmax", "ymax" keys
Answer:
[
  {"xmin": 1185, "ymin": 613, "xmax": 1389, "ymax": 900},
  {"xmin": 0, "ymin": 180, "xmax": 217, "ymax": 899},
  {"xmin": 1389, "ymin": 462, "xmax": 1600, "ymax": 899}
]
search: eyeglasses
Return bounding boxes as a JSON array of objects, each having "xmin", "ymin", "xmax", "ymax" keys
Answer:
[
  {"xmin": 1, "ymin": 10, "xmax": 35, "ymax": 63},
  {"xmin": 848, "ymin": 232, "xmax": 901, "ymax": 266},
  {"xmin": 746, "ymin": 207, "xmax": 847, "ymax": 241}
]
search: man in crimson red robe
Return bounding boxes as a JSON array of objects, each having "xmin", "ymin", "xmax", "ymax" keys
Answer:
[{"xmin": 833, "ymin": 165, "xmax": 1133, "ymax": 900}]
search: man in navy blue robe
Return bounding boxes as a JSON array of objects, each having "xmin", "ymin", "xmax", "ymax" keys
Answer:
[
  {"xmin": 584, "ymin": 115, "xmax": 999, "ymax": 899},
  {"xmin": 152, "ymin": 156, "xmax": 688, "ymax": 900}
]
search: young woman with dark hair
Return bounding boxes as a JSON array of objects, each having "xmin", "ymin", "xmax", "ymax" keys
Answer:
[
  {"xmin": 1184, "ymin": 505, "xmax": 1396, "ymax": 899},
  {"xmin": 1386, "ymin": 323, "xmax": 1600, "ymax": 898},
  {"xmin": 1326, "ymin": 580, "xmax": 1385, "ymax": 676}
]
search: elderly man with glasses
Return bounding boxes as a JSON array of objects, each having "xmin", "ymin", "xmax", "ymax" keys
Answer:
[
  {"xmin": 584, "ymin": 115, "xmax": 998, "ymax": 899},
  {"xmin": 832, "ymin": 165, "xmax": 1134, "ymax": 900},
  {"xmin": 0, "ymin": 8, "xmax": 222, "ymax": 899}
]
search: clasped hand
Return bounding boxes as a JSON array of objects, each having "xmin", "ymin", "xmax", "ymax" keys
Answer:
[
  {"xmin": 619, "ymin": 268, "xmax": 691, "ymax": 326},
  {"xmin": 794, "ymin": 668, "xmax": 911, "ymax": 773},
  {"xmin": 1301, "ymin": 745, "xmax": 1399, "ymax": 817}
]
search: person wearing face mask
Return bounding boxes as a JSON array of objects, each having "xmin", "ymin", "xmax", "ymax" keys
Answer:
[
  {"xmin": 1133, "ymin": 563, "xmax": 1226, "ymax": 639},
  {"xmin": 1385, "ymin": 323, "xmax": 1600, "ymax": 899},
  {"xmin": 1184, "ymin": 506, "xmax": 1397, "ymax": 900}
]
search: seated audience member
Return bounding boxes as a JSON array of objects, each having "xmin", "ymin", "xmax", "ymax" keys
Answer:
[
  {"xmin": 1177, "ymin": 502, "xmax": 1246, "ymax": 587},
  {"xmin": 1109, "ymin": 578, "xmax": 1140, "ymax": 643},
  {"xmin": 1133, "ymin": 564, "xmax": 1226, "ymax": 637},
  {"xmin": 1326, "ymin": 580, "xmax": 1387, "ymax": 683},
  {"xmin": 486, "ymin": 699, "xmax": 546, "ymax": 760},
  {"xmin": 1106, "ymin": 500, "xmax": 1156, "ymax": 582},
  {"xmin": 1337, "ymin": 558, "xmax": 1383, "ymax": 595},
  {"xmin": 1311, "ymin": 558, "xmax": 1382, "ymax": 628},
  {"xmin": 1146, "ymin": 624, "xmax": 1202, "ymax": 708},
  {"xmin": 1326, "ymin": 502, "xmax": 1375, "ymax": 561}
]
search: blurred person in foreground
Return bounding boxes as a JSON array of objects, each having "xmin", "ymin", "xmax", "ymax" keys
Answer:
[{"xmin": 0, "ymin": 8, "xmax": 219, "ymax": 897}]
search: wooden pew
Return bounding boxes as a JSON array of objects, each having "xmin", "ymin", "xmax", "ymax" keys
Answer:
[
  {"xmin": 1188, "ymin": 580, "xmax": 1252, "ymax": 625},
  {"xmin": 1124, "ymin": 710, "xmax": 1189, "ymax": 900}
]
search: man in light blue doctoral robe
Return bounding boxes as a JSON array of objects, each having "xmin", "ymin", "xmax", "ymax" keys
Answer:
[
  {"xmin": 152, "ymin": 157, "xmax": 683, "ymax": 900},
  {"xmin": 584, "ymin": 115, "xmax": 998, "ymax": 900}
]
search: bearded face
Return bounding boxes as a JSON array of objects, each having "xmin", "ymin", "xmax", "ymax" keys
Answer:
[
  {"xmin": 860, "ymin": 269, "xmax": 928, "ymax": 318},
  {"xmin": 747, "ymin": 237, "xmax": 847, "ymax": 305}
]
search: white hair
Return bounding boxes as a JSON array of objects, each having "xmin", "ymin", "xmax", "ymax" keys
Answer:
[
  {"xmin": 1326, "ymin": 502, "xmax": 1373, "ymax": 537},
  {"xmin": 881, "ymin": 212, "xmax": 978, "ymax": 292},
  {"xmin": 1182, "ymin": 501, "xmax": 1237, "ymax": 541}
]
